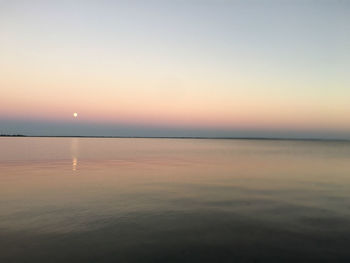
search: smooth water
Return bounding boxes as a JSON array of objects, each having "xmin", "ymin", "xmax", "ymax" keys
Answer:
[{"xmin": 1, "ymin": 137, "xmax": 350, "ymax": 262}]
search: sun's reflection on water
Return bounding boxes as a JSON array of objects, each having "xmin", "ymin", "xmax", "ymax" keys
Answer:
[
  {"xmin": 70, "ymin": 138, "xmax": 79, "ymax": 171},
  {"xmin": 72, "ymin": 157, "xmax": 78, "ymax": 171}
]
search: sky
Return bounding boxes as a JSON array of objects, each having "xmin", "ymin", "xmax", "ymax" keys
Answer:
[{"xmin": 0, "ymin": 0, "xmax": 349, "ymax": 138}]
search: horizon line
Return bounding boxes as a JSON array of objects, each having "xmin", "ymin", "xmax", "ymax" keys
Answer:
[{"xmin": 1, "ymin": 134, "xmax": 349, "ymax": 142}]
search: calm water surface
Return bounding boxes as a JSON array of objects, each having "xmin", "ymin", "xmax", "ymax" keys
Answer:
[{"xmin": 1, "ymin": 138, "xmax": 350, "ymax": 262}]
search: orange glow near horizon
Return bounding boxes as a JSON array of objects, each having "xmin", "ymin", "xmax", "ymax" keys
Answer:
[{"xmin": 1, "ymin": 94, "xmax": 349, "ymax": 133}]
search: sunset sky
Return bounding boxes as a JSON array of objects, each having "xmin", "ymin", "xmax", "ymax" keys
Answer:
[{"xmin": 1, "ymin": 0, "xmax": 349, "ymax": 138}]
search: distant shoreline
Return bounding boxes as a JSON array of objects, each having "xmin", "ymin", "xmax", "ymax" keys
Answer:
[{"xmin": 1, "ymin": 134, "xmax": 349, "ymax": 142}]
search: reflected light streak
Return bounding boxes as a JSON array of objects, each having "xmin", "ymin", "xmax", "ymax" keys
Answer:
[
  {"xmin": 72, "ymin": 157, "xmax": 78, "ymax": 171},
  {"xmin": 70, "ymin": 138, "xmax": 79, "ymax": 171}
]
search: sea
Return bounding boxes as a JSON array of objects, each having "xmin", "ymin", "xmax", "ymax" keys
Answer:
[{"xmin": 0, "ymin": 137, "xmax": 350, "ymax": 262}]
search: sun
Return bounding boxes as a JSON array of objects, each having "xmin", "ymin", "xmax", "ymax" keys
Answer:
[{"xmin": 73, "ymin": 112, "xmax": 78, "ymax": 118}]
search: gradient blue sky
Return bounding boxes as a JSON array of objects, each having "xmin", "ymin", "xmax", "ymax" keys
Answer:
[{"xmin": 0, "ymin": 0, "xmax": 349, "ymax": 138}]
